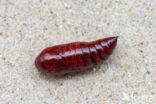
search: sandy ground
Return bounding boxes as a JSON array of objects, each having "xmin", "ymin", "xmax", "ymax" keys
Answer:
[{"xmin": 0, "ymin": 0, "xmax": 155, "ymax": 104}]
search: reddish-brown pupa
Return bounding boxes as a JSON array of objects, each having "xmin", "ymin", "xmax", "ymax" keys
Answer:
[{"xmin": 35, "ymin": 36, "xmax": 118, "ymax": 74}]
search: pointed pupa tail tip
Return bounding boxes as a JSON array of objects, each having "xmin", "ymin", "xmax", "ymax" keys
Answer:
[
  {"xmin": 114, "ymin": 36, "xmax": 119, "ymax": 39},
  {"xmin": 108, "ymin": 36, "xmax": 118, "ymax": 51},
  {"xmin": 112, "ymin": 36, "xmax": 119, "ymax": 42}
]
